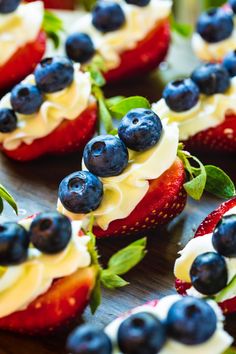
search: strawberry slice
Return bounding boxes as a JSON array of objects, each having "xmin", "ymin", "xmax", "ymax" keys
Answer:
[
  {"xmin": 1, "ymin": 102, "xmax": 97, "ymax": 161},
  {"xmin": 0, "ymin": 30, "xmax": 46, "ymax": 93},
  {"xmin": 175, "ymin": 197, "xmax": 236, "ymax": 314},
  {"xmin": 25, "ymin": 0, "xmax": 75, "ymax": 10},
  {"xmin": 93, "ymin": 157, "xmax": 187, "ymax": 238},
  {"xmin": 104, "ymin": 19, "xmax": 170, "ymax": 83}
]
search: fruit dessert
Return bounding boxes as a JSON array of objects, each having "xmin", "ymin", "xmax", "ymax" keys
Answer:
[
  {"xmin": 66, "ymin": 295, "xmax": 234, "ymax": 354},
  {"xmin": 25, "ymin": 0, "xmax": 75, "ymax": 10},
  {"xmin": 153, "ymin": 62, "xmax": 236, "ymax": 153},
  {"xmin": 0, "ymin": 56, "xmax": 98, "ymax": 161},
  {"xmin": 65, "ymin": 0, "xmax": 172, "ymax": 83},
  {"xmin": 0, "ymin": 211, "xmax": 146, "ymax": 334},
  {"xmin": 174, "ymin": 197, "xmax": 236, "ymax": 315}
]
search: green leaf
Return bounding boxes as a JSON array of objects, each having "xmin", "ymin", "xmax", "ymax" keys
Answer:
[
  {"xmin": 0, "ymin": 185, "xmax": 17, "ymax": 214},
  {"xmin": 80, "ymin": 0, "xmax": 97, "ymax": 11},
  {"xmin": 184, "ymin": 172, "xmax": 207, "ymax": 200},
  {"xmin": 109, "ymin": 128, "xmax": 118, "ymax": 136},
  {"xmin": 89, "ymin": 270, "xmax": 102, "ymax": 314},
  {"xmin": 224, "ymin": 348, "xmax": 236, "ymax": 354},
  {"xmin": 0, "ymin": 197, "xmax": 3, "ymax": 214},
  {"xmin": 101, "ymin": 271, "xmax": 129, "ymax": 289},
  {"xmin": 110, "ymin": 96, "xmax": 151, "ymax": 119},
  {"xmin": 170, "ymin": 15, "xmax": 193, "ymax": 38},
  {"xmin": 205, "ymin": 165, "xmax": 236, "ymax": 199},
  {"xmin": 106, "ymin": 96, "xmax": 125, "ymax": 108},
  {"xmin": 42, "ymin": 10, "xmax": 64, "ymax": 49},
  {"xmin": 93, "ymin": 86, "xmax": 113, "ymax": 133}
]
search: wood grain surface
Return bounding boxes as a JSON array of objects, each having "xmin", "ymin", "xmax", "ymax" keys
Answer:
[{"xmin": 0, "ymin": 38, "xmax": 236, "ymax": 354}]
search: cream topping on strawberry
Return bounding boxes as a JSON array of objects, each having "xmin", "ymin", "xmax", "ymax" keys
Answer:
[
  {"xmin": 0, "ymin": 63, "xmax": 92, "ymax": 151},
  {"xmin": 105, "ymin": 295, "xmax": 233, "ymax": 354},
  {"xmin": 0, "ymin": 218, "xmax": 91, "ymax": 318},
  {"xmin": 0, "ymin": 1, "xmax": 44, "ymax": 66}
]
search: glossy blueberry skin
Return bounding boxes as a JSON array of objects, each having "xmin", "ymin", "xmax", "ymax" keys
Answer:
[
  {"xmin": 118, "ymin": 108, "xmax": 163, "ymax": 152},
  {"xmin": 59, "ymin": 171, "xmax": 103, "ymax": 214},
  {"xmin": 190, "ymin": 252, "xmax": 228, "ymax": 295},
  {"xmin": 0, "ymin": 0, "xmax": 21, "ymax": 14},
  {"xmin": 0, "ymin": 108, "xmax": 17, "ymax": 133},
  {"xmin": 163, "ymin": 79, "xmax": 200, "ymax": 112},
  {"xmin": 229, "ymin": 0, "xmax": 236, "ymax": 14},
  {"xmin": 191, "ymin": 63, "xmax": 230, "ymax": 96},
  {"xmin": 0, "ymin": 222, "xmax": 30, "ymax": 265},
  {"xmin": 223, "ymin": 50, "xmax": 236, "ymax": 77},
  {"xmin": 66, "ymin": 33, "xmax": 95, "ymax": 64},
  {"xmin": 34, "ymin": 57, "xmax": 74, "ymax": 93},
  {"xmin": 124, "ymin": 0, "xmax": 151, "ymax": 6},
  {"xmin": 118, "ymin": 312, "xmax": 166, "ymax": 354},
  {"xmin": 66, "ymin": 324, "xmax": 112, "ymax": 354},
  {"xmin": 212, "ymin": 215, "xmax": 236, "ymax": 258},
  {"xmin": 196, "ymin": 8, "xmax": 234, "ymax": 43},
  {"xmin": 29, "ymin": 212, "xmax": 72, "ymax": 254},
  {"xmin": 92, "ymin": 1, "xmax": 126, "ymax": 33},
  {"xmin": 83, "ymin": 135, "xmax": 129, "ymax": 177},
  {"xmin": 166, "ymin": 297, "xmax": 217, "ymax": 345},
  {"xmin": 10, "ymin": 83, "xmax": 43, "ymax": 115}
]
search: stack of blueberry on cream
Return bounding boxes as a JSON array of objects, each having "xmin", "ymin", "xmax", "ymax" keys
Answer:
[
  {"xmin": 153, "ymin": 60, "xmax": 236, "ymax": 153},
  {"xmin": 66, "ymin": 295, "xmax": 233, "ymax": 354}
]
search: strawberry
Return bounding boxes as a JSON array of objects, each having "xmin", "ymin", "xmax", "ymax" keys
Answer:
[
  {"xmin": 0, "ymin": 30, "xmax": 46, "ymax": 93},
  {"xmin": 1, "ymin": 102, "xmax": 98, "ymax": 161},
  {"xmin": 25, "ymin": 0, "xmax": 75, "ymax": 10},
  {"xmin": 175, "ymin": 197, "xmax": 236, "ymax": 314},
  {"xmin": 93, "ymin": 157, "xmax": 187, "ymax": 238},
  {"xmin": 104, "ymin": 19, "xmax": 170, "ymax": 83}
]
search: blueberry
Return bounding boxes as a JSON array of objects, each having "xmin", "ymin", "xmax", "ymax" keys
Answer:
[
  {"xmin": 163, "ymin": 79, "xmax": 200, "ymax": 112},
  {"xmin": 10, "ymin": 83, "xmax": 43, "ymax": 115},
  {"xmin": 65, "ymin": 33, "xmax": 95, "ymax": 64},
  {"xmin": 34, "ymin": 57, "xmax": 74, "ymax": 93},
  {"xmin": 29, "ymin": 212, "xmax": 72, "ymax": 254},
  {"xmin": 196, "ymin": 8, "xmax": 234, "ymax": 43},
  {"xmin": 59, "ymin": 171, "xmax": 103, "ymax": 214},
  {"xmin": 124, "ymin": 0, "xmax": 151, "ymax": 6},
  {"xmin": 166, "ymin": 297, "xmax": 217, "ymax": 345},
  {"xmin": 0, "ymin": 222, "xmax": 30, "ymax": 265},
  {"xmin": 92, "ymin": 1, "xmax": 126, "ymax": 33},
  {"xmin": 223, "ymin": 50, "xmax": 236, "ymax": 77},
  {"xmin": 190, "ymin": 252, "xmax": 228, "ymax": 295},
  {"xmin": 83, "ymin": 135, "xmax": 129, "ymax": 177},
  {"xmin": 0, "ymin": 0, "xmax": 20, "ymax": 14},
  {"xmin": 229, "ymin": 0, "xmax": 236, "ymax": 14},
  {"xmin": 66, "ymin": 324, "xmax": 112, "ymax": 354},
  {"xmin": 118, "ymin": 109, "xmax": 163, "ymax": 152},
  {"xmin": 191, "ymin": 63, "xmax": 230, "ymax": 95},
  {"xmin": 118, "ymin": 312, "xmax": 166, "ymax": 354},
  {"xmin": 0, "ymin": 108, "xmax": 17, "ymax": 133},
  {"xmin": 212, "ymin": 214, "xmax": 236, "ymax": 258}
]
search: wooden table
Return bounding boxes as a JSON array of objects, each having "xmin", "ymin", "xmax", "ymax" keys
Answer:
[{"xmin": 0, "ymin": 38, "xmax": 236, "ymax": 354}]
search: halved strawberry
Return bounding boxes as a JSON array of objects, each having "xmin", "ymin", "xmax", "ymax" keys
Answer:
[
  {"xmin": 0, "ymin": 30, "xmax": 46, "ymax": 93},
  {"xmin": 104, "ymin": 19, "xmax": 170, "ymax": 83},
  {"xmin": 25, "ymin": 0, "xmax": 75, "ymax": 10},
  {"xmin": 175, "ymin": 197, "xmax": 236, "ymax": 314},
  {"xmin": 1, "ymin": 102, "xmax": 97, "ymax": 161},
  {"xmin": 93, "ymin": 157, "xmax": 187, "ymax": 238}
]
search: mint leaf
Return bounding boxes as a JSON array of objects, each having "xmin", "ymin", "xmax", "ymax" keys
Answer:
[
  {"xmin": 89, "ymin": 270, "xmax": 102, "ymax": 314},
  {"xmin": 93, "ymin": 86, "xmax": 113, "ymax": 133},
  {"xmin": 80, "ymin": 0, "xmax": 96, "ymax": 11},
  {"xmin": 184, "ymin": 172, "xmax": 207, "ymax": 200},
  {"xmin": 170, "ymin": 15, "xmax": 193, "ymax": 37},
  {"xmin": 224, "ymin": 348, "xmax": 236, "ymax": 354},
  {"xmin": 106, "ymin": 96, "xmax": 125, "ymax": 108},
  {"xmin": 43, "ymin": 10, "xmax": 64, "ymax": 48},
  {"xmin": 0, "ymin": 198, "xmax": 3, "ymax": 214},
  {"xmin": 0, "ymin": 185, "xmax": 17, "ymax": 214},
  {"xmin": 205, "ymin": 165, "xmax": 235, "ymax": 199},
  {"xmin": 101, "ymin": 271, "xmax": 129, "ymax": 289},
  {"xmin": 110, "ymin": 96, "xmax": 151, "ymax": 119}
]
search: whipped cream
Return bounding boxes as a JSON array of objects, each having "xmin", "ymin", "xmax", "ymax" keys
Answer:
[
  {"xmin": 174, "ymin": 206, "xmax": 236, "ymax": 302},
  {"xmin": 0, "ymin": 64, "xmax": 92, "ymax": 151},
  {"xmin": 152, "ymin": 77, "xmax": 236, "ymax": 141},
  {"xmin": 58, "ymin": 119, "xmax": 179, "ymax": 230},
  {"xmin": 105, "ymin": 295, "xmax": 233, "ymax": 354},
  {"xmin": 69, "ymin": 0, "xmax": 172, "ymax": 70},
  {"xmin": 0, "ymin": 218, "xmax": 91, "ymax": 318},
  {"xmin": 0, "ymin": 1, "xmax": 44, "ymax": 66}
]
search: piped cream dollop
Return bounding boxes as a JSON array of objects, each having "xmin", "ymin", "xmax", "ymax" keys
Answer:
[
  {"xmin": 174, "ymin": 206, "xmax": 236, "ymax": 301},
  {"xmin": 0, "ymin": 1, "xmax": 44, "ymax": 66},
  {"xmin": 105, "ymin": 295, "xmax": 233, "ymax": 354},
  {"xmin": 69, "ymin": 0, "xmax": 172, "ymax": 71},
  {"xmin": 0, "ymin": 64, "xmax": 92, "ymax": 151},
  {"xmin": 152, "ymin": 77, "xmax": 236, "ymax": 141},
  {"xmin": 58, "ymin": 119, "xmax": 179, "ymax": 230},
  {"xmin": 0, "ymin": 218, "xmax": 91, "ymax": 318}
]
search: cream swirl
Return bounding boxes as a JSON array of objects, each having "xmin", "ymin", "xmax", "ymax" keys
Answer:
[
  {"xmin": 69, "ymin": 0, "xmax": 172, "ymax": 71},
  {"xmin": 152, "ymin": 77, "xmax": 236, "ymax": 141},
  {"xmin": 174, "ymin": 206, "xmax": 236, "ymax": 302},
  {"xmin": 0, "ymin": 1, "xmax": 44, "ymax": 66},
  {"xmin": 58, "ymin": 120, "xmax": 179, "ymax": 230},
  {"xmin": 105, "ymin": 295, "xmax": 233, "ymax": 354},
  {"xmin": 0, "ymin": 64, "xmax": 92, "ymax": 151},
  {"xmin": 0, "ymin": 218, "xmax": 91, "ymax": 318}
]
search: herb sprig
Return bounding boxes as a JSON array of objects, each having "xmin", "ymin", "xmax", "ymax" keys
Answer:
[
  {"xmin": 42, "ymin": 10, "xmax": 64, "ymax": 48},
  {"xmin": 0, "ymin": 184, "xmax": 17, "ymax": 214}
]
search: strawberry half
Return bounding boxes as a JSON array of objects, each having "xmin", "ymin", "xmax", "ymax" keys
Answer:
[
  {"xmin": 175, "ymin": 197, "xmax": 236, "ymax": 314},
  {"xmin": 104, "ymin": 19, "xmax": 170, "ymax": 83},
  {"xmin": 1, "ymin": 102, "xmax": 97, "ymax": 161},
  {"xmin": 93, "ymin": 157, "xmax": 187, "ymax": 238},
  {"xmin": 0, "ymin": 30, "xmax": 46, "ymax": 93},
  {"xmin": 25, "ymin": 0, "xmax": 75, "ymax": 10}
]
